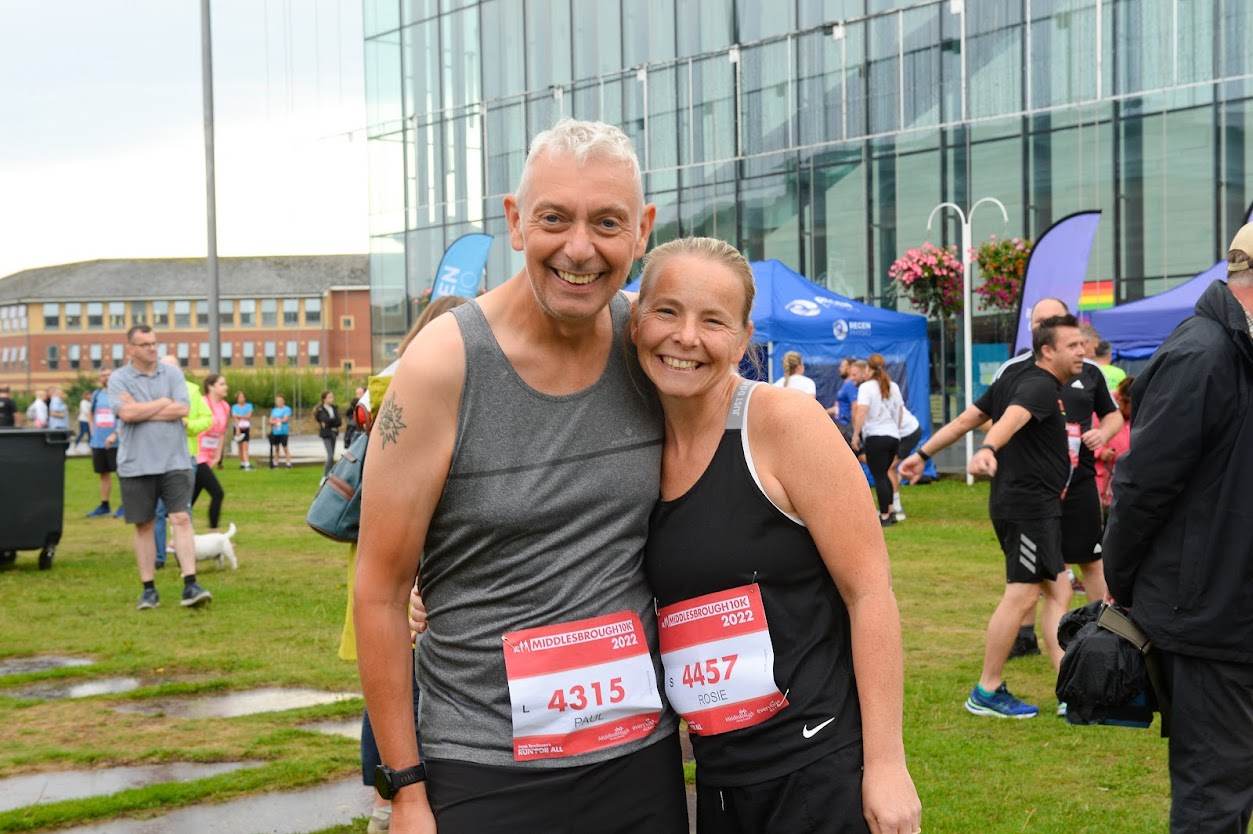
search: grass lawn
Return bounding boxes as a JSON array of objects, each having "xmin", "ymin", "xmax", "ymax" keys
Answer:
[{"xmin": 0, "ymin": 461, "xmax": 1170, "ymax": 832}]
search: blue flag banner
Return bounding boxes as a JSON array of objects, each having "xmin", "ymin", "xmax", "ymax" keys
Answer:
[
  {"xmin": 1012, "ymin": 211, "xmax": 1101, "ymax": 354},
  {"xmin": 432, "ymin": 233, "xmax": 493, "ymax": 300}
]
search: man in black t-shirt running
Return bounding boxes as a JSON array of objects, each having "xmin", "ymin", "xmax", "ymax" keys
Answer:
[{"xmin": 901, "ymin": 316, "xmax": 1086, "ymax": 718}]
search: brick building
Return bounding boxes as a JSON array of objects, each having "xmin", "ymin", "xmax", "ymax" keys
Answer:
[{"xmin": 0, "ymin": 255, "xmax": 370, "ymax": 394}]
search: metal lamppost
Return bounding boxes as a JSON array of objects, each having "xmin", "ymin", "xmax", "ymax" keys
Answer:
[{"xmin": 926, "ymin": 197, "xmax": 1008, "ymax": 485}]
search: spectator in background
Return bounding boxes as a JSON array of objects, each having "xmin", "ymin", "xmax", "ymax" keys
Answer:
[
  {"xmin": 1093, "ymin": 339, "xmax": 1126, "ymax": 391},
  {"xmin": 1095, "ymin": 375, "xmax": 1133, "ymax": 514},
  {"xmin": 74, "ymin": 391, "xmax": 92, "ymax": 450},
  {"xmin": 0, "ymin": 384, "xmax": 16, "ymax": 427},
  {"xmin": 25, "ymin": 389, "xmax": 49, "ymax": 428},
  {"xmin": 86, "ymin": 369, "xmax": 124, "ymax": 519},
  {"xmin": 772, "ymin": 350, "xmax": 816, "ymax": 397},
  {"xmin": 315, "ymin": 390, "xmax": 342, "ymax": 479},
  {"xmin": 47, "ymin": 387, "xmax": 69, "ymax": 431},
  {"xmin": 1102, "ymin": 222, "xmax": 1253, "ymax": 832},
  {"xmin": 889, "ymin": 403, "xmax": 923, "ymax": 521},
  {"xmin": 269, "ymin": 395, "xmax": 292, "ymax": 468},
  {"xmin": 154, "ymin": 355, "xmax": 212, "ymax": 568},
  {"xmin": 343, "ymin": 385, "xmax": 366, "ymax": 449},
  {"xmin": 109, "ymin": 325, "xmax": 211, "ymax": 611},
  {"xmin": 852, "ymin": 353, "xmax": 906, "ymax": 527},
  {"xmin": 191, "ymin": 374, "xmax": 230, "ymax": 533},
  {"xmin": 231, "ymin": 391, "xmax": 255, "ymax": 470}
]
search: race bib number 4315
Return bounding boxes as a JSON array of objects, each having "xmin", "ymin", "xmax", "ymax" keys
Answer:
[
  {"xmin": 502, "ymin": 611, "xmax": 663, "ymax": 762},
  {"xmin": 657, "ymin": 584, "xmax": 787, "ymax": 736}
]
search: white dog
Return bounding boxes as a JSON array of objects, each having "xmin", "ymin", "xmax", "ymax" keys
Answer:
[{"xmin": 193, "ymin": 523, "xmax": 238, "ymax": 570}]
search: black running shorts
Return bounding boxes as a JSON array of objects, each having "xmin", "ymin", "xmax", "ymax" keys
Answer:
[
  {"xmin": 269, "ymin": 434, "xmax": 288, "ymax": 447},
  {"xmin": 695, "ymin": 742, "xmax": 870, "ymax": 834},
  {"xmin": 1060, "ymin": 477, "xmax": 1103, "ymax": 565},
  {"xmin": 992, "ymin": 516, "xmax": 1065, "ymax": 584},
  {"xmin": 424, "ymin": 733, "xmax": 688, "ymax": 834},
  {"xmin": 91, "ymin": 446, "xmax": 118, "ymax": 475}
]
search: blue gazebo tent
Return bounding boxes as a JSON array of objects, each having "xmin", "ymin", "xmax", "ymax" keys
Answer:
[{"xmin": 1088, "ymin": 261, "xmax": 1226, "ymax": 359}]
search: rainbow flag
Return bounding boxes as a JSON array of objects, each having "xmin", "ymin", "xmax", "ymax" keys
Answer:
[{"xmin": 1079, "ymin": 280, "xmax": 1115, "ymax": 310}]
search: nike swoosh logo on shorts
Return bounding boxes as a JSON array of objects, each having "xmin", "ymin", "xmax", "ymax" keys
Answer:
[{"xmin": 802, "ymin": 717, "xmax": 836, "ymax": 739}]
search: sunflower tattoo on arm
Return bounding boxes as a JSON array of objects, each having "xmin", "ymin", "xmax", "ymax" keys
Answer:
[{"xmin": 375, "ymin": 392, "xmax": 407, "ymax": 449}]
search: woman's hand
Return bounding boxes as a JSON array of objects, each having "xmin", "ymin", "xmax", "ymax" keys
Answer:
[
  {"xmin": 862, "ymin": 759, "xmax": 922, "ymax": 834},
  {"xmin": 408, "ymin": 584, "xmax": 427, "ymax": 641}
]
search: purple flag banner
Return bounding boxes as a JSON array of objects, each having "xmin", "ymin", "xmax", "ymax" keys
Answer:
[
  {"xmin": 432, "ymin": 233, "xmax": 493, "ymax": 300},
  {"xmin": 1012, "ymin": 211, "xmax": 1102, "ymax": 354}
]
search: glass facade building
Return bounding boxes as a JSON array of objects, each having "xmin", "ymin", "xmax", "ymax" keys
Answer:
[{"xmin": 363, "ymin": 0, "xmax": 1253, "ymax": 369}]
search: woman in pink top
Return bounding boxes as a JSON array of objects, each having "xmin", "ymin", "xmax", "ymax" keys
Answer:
[
  {"xmin": 193, "ymin": 374, "xmax": 231, "ymax": 532},
  {"xmin": 1096, "ymin": 376, "xmax": 1134, "ymax": 514}
]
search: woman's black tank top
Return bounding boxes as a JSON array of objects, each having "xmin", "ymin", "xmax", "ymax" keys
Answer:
[{"xmin": 644, "ymin": 380, "xmax": 861, "ymax": 787}]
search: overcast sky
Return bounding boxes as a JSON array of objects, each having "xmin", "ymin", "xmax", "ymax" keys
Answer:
[{"xmin": 0, "ymin": 0, "xmax": 368, "ymax": 279}]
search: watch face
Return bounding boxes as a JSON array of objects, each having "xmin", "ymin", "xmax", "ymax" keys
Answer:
[{"xmin": 374, "ymin": 765, "xmax": 394, "ymax": 800}]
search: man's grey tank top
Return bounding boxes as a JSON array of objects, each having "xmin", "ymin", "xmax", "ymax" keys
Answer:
[{"xmin": 416, "ymin": 294, "xmax": 675, "ymax": 767}]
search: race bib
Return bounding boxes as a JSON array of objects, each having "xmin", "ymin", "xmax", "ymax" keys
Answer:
[
  {"xmin": 657, "ymin": 584, "xmax": 788, "ymax": 736},
  {"xmin": 201, "ymin": 433, "xmax": 222, "ymax": 450},
  {"xmin": 237, "ymin": 418, "xmax": 250, "ymax": 429},
  {"xmin": 94, "ymin": 408, "xmax": 115, "ymax": 429},
  {"xmin": 1066, "ymin": 422, "xmax": 1082, "ymax": 471},
  {"xmin": 502, "ymin": 611, "xmax": 663, "ymax": 762}
]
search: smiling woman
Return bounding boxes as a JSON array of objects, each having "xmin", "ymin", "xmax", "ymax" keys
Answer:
[{"xmin": 632, "ymin": 237, "xmax": 922, "ymax": 834}]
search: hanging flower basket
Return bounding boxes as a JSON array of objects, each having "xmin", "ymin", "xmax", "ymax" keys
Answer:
[
  {"xmin": 973, "ymin": 236, "xmax": 1032, "ymax": 314},
  {"xmin": 888, "ymin": 242, "xmax": 964, "ymax": 321}
]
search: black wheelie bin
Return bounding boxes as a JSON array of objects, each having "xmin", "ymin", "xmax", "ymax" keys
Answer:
[{"xmin": 0, "ymin": 428, "xmax": 71, "ymax": 569}]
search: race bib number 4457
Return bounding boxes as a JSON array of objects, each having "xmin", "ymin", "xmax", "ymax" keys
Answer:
[
  {"xmin": 657, "ymin": 584, "xmax": 787, "ymax": 736},
  {"xmin": 502, "ymin": 611, "xmax": 663, "ymax": 762}
]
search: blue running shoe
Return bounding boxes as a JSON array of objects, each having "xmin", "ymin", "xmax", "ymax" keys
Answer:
[
  {"xmin": 114, "ymin": 505, "xmax": 125, "ymax": 518},
  {"xmin": 965, "ymin": 683, "xmax": 1038, "ymax": 718},
  {"xmin": 86, "ymin": 504, "xmax": 111, "ymax": 518}
]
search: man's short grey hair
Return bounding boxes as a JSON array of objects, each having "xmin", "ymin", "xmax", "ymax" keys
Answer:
[{"xmin": 515, "ymin": 118, "xmax": 644, "ymax": 206}]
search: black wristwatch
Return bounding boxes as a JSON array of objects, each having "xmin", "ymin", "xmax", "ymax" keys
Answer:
[{"xmin": 374, "ymin": 763, "xmax": 427, "ymax": 800}]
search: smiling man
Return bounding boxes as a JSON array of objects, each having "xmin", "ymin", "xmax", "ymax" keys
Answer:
[
  {"xmin": 353, "ymin": 120, "xmax": 686, "ymax": 834},
  {"xmin": 901, "ymin": 315, "xmax": 1085, "ymax": 719}
]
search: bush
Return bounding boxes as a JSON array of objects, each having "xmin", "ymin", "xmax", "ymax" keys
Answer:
[{"xmin": 186, "ymin": 368, "xmax": 363, "ymax": 411}]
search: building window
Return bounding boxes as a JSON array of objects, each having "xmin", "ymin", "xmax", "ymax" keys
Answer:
[
  {"xmin": 87, "ymin": 302, "xmax": 104, "ymax": 330},
  {"xmin": 308, "ymin": 339, "xmax": 320, "ymax": 367},
  {"xmin": 283, "ymin": 298, "xmax": 300, "ymax": 326},
  {"xmin": 43, "ymin": 303, "xmax": 59, "ymax": 329},
  {"xmin": 342, "ymin": 360, "xmax": 354, "ymax": 372},
  {"xmin": 108, "ymin": 301, "xmax": 126, "ymax": 328},
  {"xmin": 220, "ymin": 299, "xmax": 235, "ymax": 327},
  {"xmin": 285, "ymin": 339, "xmax": 298, "ymax": 366},
  {"xmin": 130, "ymin": 301, "xmax": 148, "ymax": 326},
  {"xmin": 199, "ymin": 342, "xmax": 210, "ymax": 367},
  {"xmin": 177, "ymin": 342, "xmax": 190, "ymax": 368},
  {"xmin": 65, "ymin": 303, "xmax": 83, "ymax": 329},
  {"xmin": 47, "ymin": 344, "xmax": 59, "ymax": 370},
  {"xmin": 220, "ymin": 341, "xmax": 233, "ymax": 368},
  {"xmin": 264, "ymin": 340, "xmax": 276, "ymax": 367},
  {"xmin": 262, "ymin": 299, "xmax": 278, "ymax": 327},
  {"xmin": 68, "ymin": 344, "xmax": 81, "ymax": 369},
  {"xmin": 340, "ymin": 315, "xmax": 354, "ymax": 330},
  {"xmin": 174, "ymin": 300, "xmax": 191, "ymax": 328},
  {"xmin": 18, "ymin": 345, "xmax": 27, "ymax": 368},
  {"xmin": 90, "ymin": 343, "xmax": 103, "ymax": 370},
  {"xmin": 18, "ymin": 305, "xmax": 28, "ymax": 330},
  {"xmin": 243, "ymin": 341, "xmax": 255, "ymax": 367},
  {"xmin": 239, "ymin": 299, "xmax": 256, "ymax": 327},
  {"xmin": 152, "ymin": 300, "xmax": 169, "ymax": 327},
  {"xmin": 305, "ymin": 297, "xmax": 322, "ymax": 325},
  {"xmin": 1, "ymin": 306, "xmax": 9, "ymax": 332},
  {"xmin": 111, "ymin": 344, "xmax": 124, "ymax": 367},
  {"xmin": 197, "ymin": 302, "xmax": 209, "ymax": 327}
]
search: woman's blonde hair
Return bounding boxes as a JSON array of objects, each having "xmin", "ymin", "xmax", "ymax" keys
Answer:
[
  {"xmin": 637, "ymin": 237, "xmax": 756, "ymax": 327},
  {"xmin": 781, "ymin": 351, "xmax": 803, "ymax": 386},
  {"xmin": 867, "ymin": 353, "xmax": 891, "ymax": 400}
]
